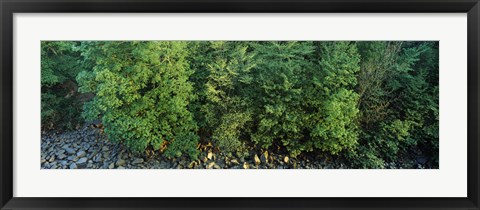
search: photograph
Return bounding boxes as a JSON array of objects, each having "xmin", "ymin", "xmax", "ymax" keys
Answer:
[{"xmin": 40, "ymin": 41, "xmax": 439, "ymax": 170}]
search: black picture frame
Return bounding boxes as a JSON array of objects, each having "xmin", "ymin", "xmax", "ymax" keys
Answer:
[{"xmin": 1, "ymin": 0, "xmax": 479, "ymax": 209}]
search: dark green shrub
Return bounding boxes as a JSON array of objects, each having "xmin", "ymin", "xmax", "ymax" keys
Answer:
[
  {"xmin": 306, "ymin": 42, "xmax": 361, "ymax": 155},
  {"xmin": 346, "ymin": 41, "xmax": 439, "ymax": 168},
  {"xmin": 41, "ymin": 41, "xmax": 85, "ymax": 130},
  {"xmin": 200, "ymin": 41, "xmax": 255, "ymax": 153},
  {"xmin": 247, "ymin": 41, "xmax": 315, "ymax": 156},
  {"xmin": 40, "ymin": 40, "xmax": 438, "ymax": 167},
  {"xmin": 76, "ymin": 41, "xmax": 199, "ymax": 158}
]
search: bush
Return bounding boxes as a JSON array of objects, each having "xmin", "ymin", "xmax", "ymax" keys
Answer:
[
  {"xmin": 198, "ymin": 41, "xmax": 255, "ymax": 153},
  {"xmin": 76, "ymin": 41, "xmax": 199, "ymax": 158},
  {"xmin": 345, "ymin": 42, "xmax": 439, "ymax": 168},
  {"xmin": 307, "ymin": 42, "xmax": 361, "ymax": 155},
  {"xmin": 247, "ymin": 41, "xmax": 315, "ymax": 156},
  {"xmin": 41, "ymin": 41, "xmax": 85, "ymax": 130},
  {"xmin": 41, "ymin": 40, "xmax": 438, "ymax": 167}
]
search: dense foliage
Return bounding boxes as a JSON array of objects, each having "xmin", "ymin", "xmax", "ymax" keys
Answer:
[
  {"xmin": 41, "ymin": 41, "xmax": 85, "ymax": 130},
  {"xmin": 41, "ymin": 41, "xmax": 439, "ymax": 168},
  {"xmin": 76, "ymin": 41, "xmax": 199, "ymax": 158}
]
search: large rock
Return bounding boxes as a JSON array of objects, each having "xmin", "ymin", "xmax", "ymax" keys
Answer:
[
  {"xmin": 160, "ymin": 161, "xmax": 171, "ymax": 169},
  {"xmin": 93, "ymin": 154, "xmax": 103, "ymax": 163},
  {"xmin": 77, "ymin": 150, "xmax": 86, "ymax": 158},
  {"xmin": 207, "ymin": 162, "xmax": 216, "ymax": 169},
  {"xmin": 83, "ymin": 143, "xmax": 91, "ymax": 150},
  {"xmin": 254, "ymin": 154, "xmax": 261, "ymax": 165},
  {"xmin": 132, "ymin": 158, "xmax": 144, "ymax": 164},
  {"xmin": 261, "ymin": 151, "xmax": 269, "ymax": 163},
  {"xmin": 188, "ymin": 161, "xmax": 197, "ymax": 169},
  {"xmin": 116, "ymin": 159, "xmax": 126, "ymax": 167},
  {"xmin": 230, "ymin": 159, "xmax": 239, "ymax": 165},
  {"xmin": 69, "ymin": 163, "xmax": 77, "ymax": 169},
  {"xmin": 65, "ymin": 148, "xmax": 76, "ymax": 155},
  {"xmin": 57, "ymin": 153, "xmax": 66, "ymax": 160},
  {"xmin": 76, "ymin": 157, "xmax": 88, "ymax": 168},
  {"xmin": 55, "ymin": 149, "xmax": 66, "ymax": 156}
]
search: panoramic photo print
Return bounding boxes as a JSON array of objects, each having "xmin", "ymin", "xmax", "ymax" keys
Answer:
[{"xmin": 41, "ymin": 41, "xmax": 439, "ymax": 169}]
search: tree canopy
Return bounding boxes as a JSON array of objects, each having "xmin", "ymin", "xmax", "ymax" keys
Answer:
[{"xmin": 41, "ymin": 41, "xmax": 439, "ymax": 168}]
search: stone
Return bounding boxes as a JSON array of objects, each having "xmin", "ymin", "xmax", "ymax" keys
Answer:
[
  {"xmin": 230, "ymin": 159, "xmax": 239, "ymax": 165},
  {"xmin": 160, "ymin": 161, "xmax": 171, "ymax": 168},
  {"xmin": 116, "ymin": 159, "xmax": 126, "ymax": 167},
  {"xmin": 67, "ymin": 156, "xmax": 75, "ymax": 161},
  {"xmin": 284, "ymin": 156, "xmax": 289, "ymax": 164},
  {"xmin": 188, "ymin": 161, "xmax": 197, "ymax": 169},
  {"xmin": 213, "ymin": 164, "xmax": 221, "ymax": 169},
  {"xmin": 254, "ymin": 154, "xmax": 261, "ymax": 165},
  {"xmin": 102, "ymin": 146, "xmax": 109, "ymax": 151},
  {"xmin": 77, "ymin": 150, "xmax": 86, "ymax": 158},
  {"xmin": 83, "ymin": 143, "xmax": 91, "ymax": 150},
  {"xmin": 243, "ymin": 162, "xmax": 249, "ymax": 169},
  {"xmin": 261, "ymin": 151, "xmax": 268, "ymax": 163},
  {"xmin": 65, "ymin": 148, "xmax": 76, "ymax": 155},
  {"xmin": 132, "ymin": 158, "xmax": 144, "ymax": 164},
  {"xmin": 117, "ymin": 166, "xmax": 125, "ymax": 169},
  {"xmin": 48, "ymin": 156, "xmax": 55, "ymax": 162},
  {"xmin": 109, "ymin": 163, "xmax": 115, "ymax": 169},
  {"xmin": 69, "ymin": 163, "xmax": 77, "ymax": 169},
  {"xmin": 207, "ymin": 162, "xmax": 216, "ymax": 169},
  {"xmin": 77, "ymin": 157, "xmax": 88, "ymax": 164},
  {"xmin": 55, "ymin": 149, "xmax": 66, "ymax": 156},
  {"xmin": 207, "ymin": 152, "xmax": 213, "ymax": 160},
  {"xmin": 57, "ymin": 153, "xmax": 66, "ymax": 160},
  {"xmin": 417, "ymin": 156, "xmax": 427, "ymax": 165},
  {"xmin": 93, "ymin": 155, "xmax": 103, "ymax": 163}
]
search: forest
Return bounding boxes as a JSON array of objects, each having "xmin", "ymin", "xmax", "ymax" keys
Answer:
[{"xmin": 41, "ymin": 41, "xmax": 439, "ymax": 169}]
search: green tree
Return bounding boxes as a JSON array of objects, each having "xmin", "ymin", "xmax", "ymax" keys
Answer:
[
  {"xmin": 41, "ymin": 41, "xmax": 85, "ymax": 130},
  {"xmin": 248, "ymin": 41, "xmax": 315, "ymax": 156},
  {"xmin": 346, "ymin": 41, "xmax": 439, "ymax": 168},
  {"xmin": 200, "ymin": 41, "xmax": 256, "ymax": 152},
  {"xmin": 76, "ymin": 41, "xmax": 199, "ymax": 158},
  {"xmin": 306, "ymin": 42, "xmax": 361, "ymax": 155}
]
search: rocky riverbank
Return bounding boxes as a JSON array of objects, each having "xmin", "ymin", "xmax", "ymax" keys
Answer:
[
  {"xmin": 41, "ymin": 124, "xmax": 430, "ymax": 169},
  {"xmin": 41, "ymin": 124, "xmax": 345, "ymax": 169}
]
